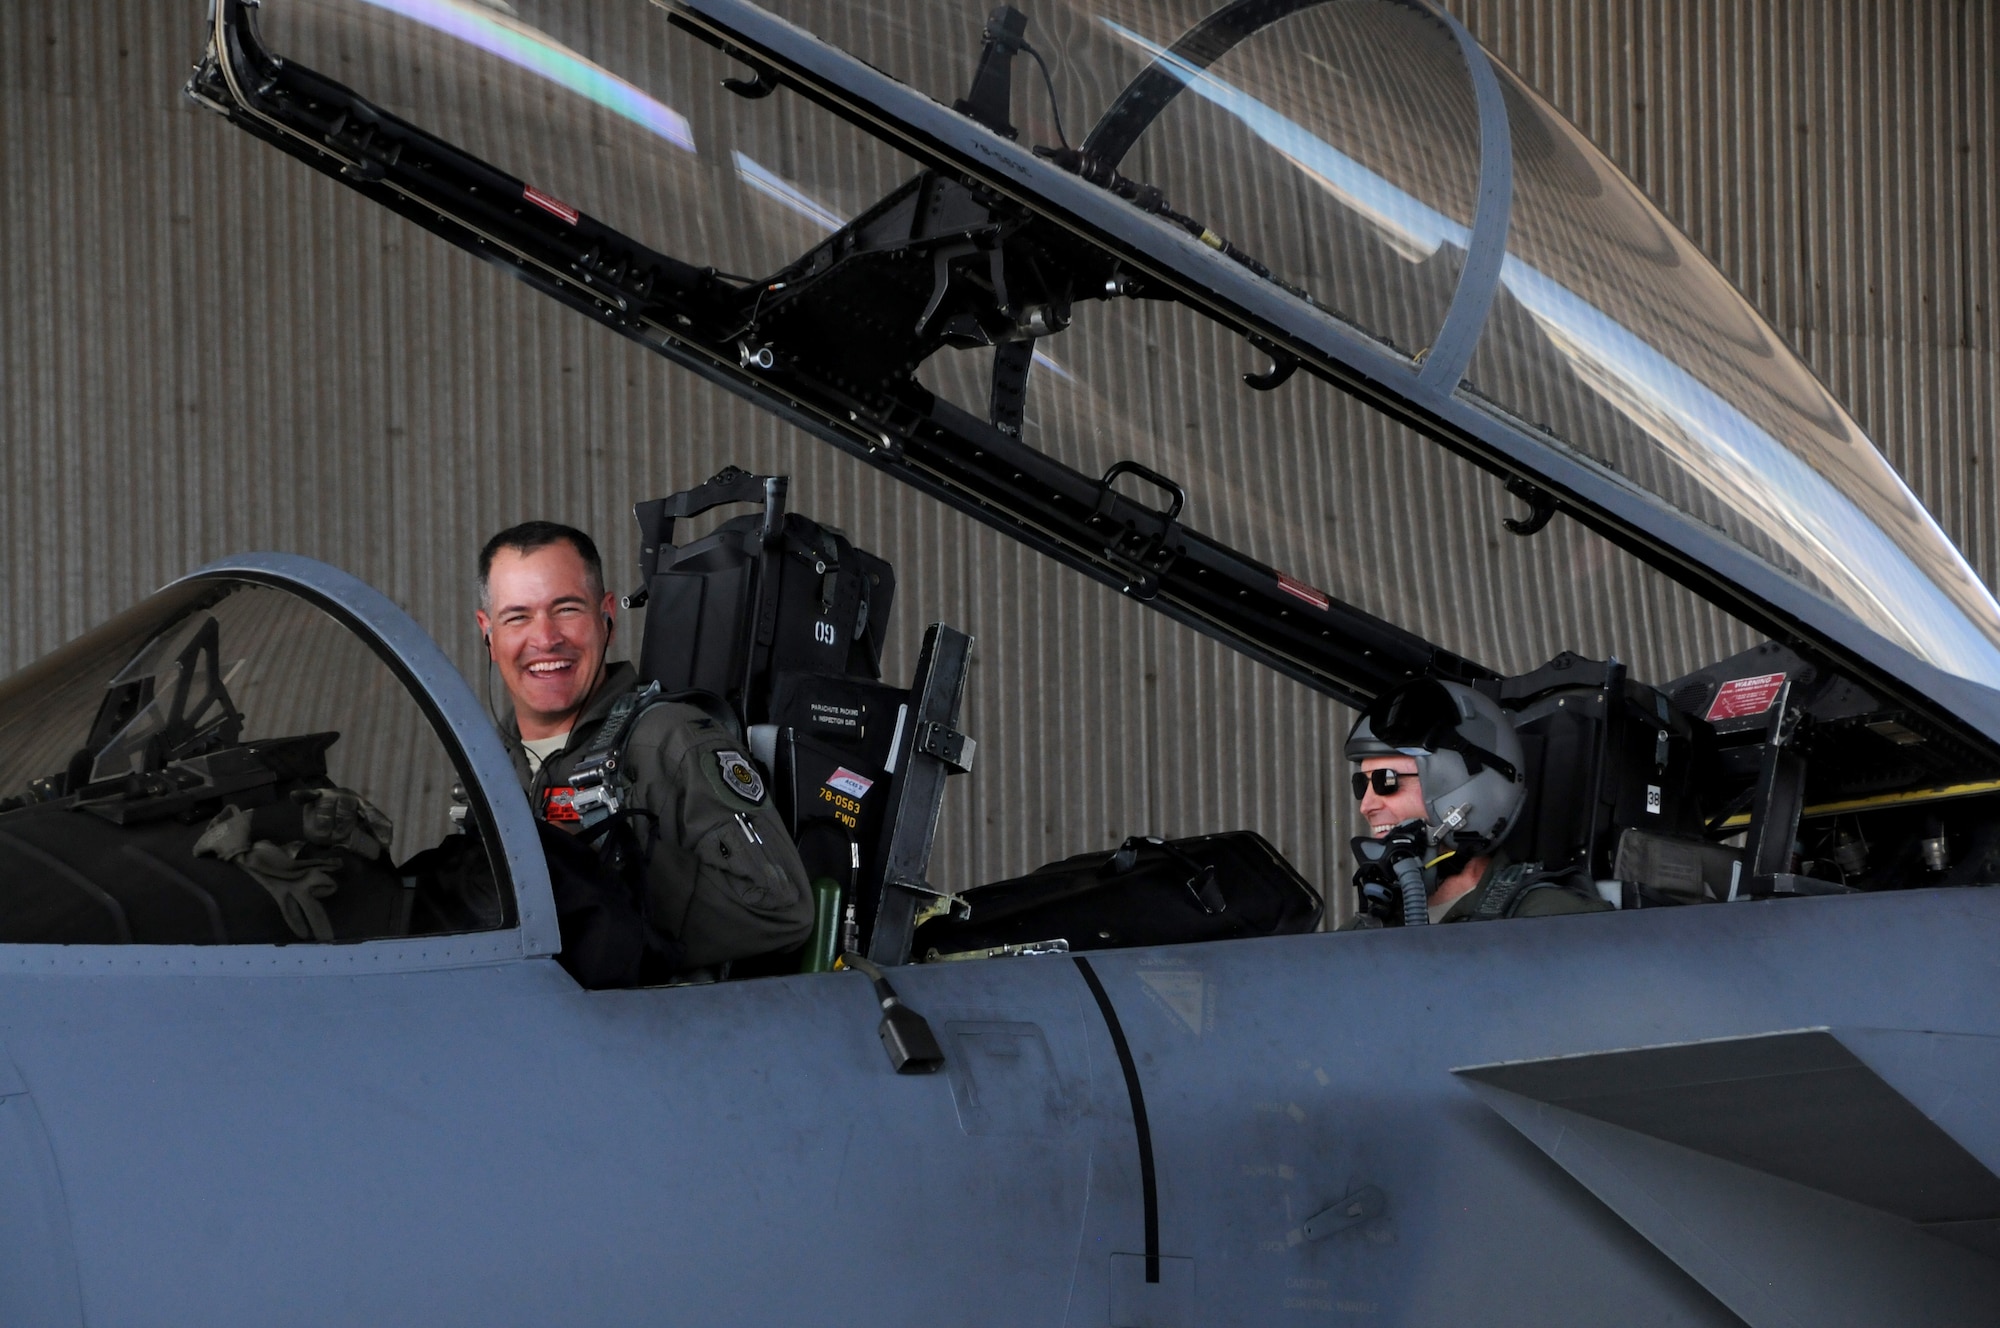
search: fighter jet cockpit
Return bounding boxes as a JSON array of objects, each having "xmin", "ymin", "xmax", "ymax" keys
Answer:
[
  {"xmin": 11, "ymin": 4, "xmax": 2000, "ymax": 1320},
  {"xmin": 8, "ymin": 5, "xmax": 1995, "ymax": 1321},
  {"xmin": 0, "ymin": 576, "xmax": 510, "ymax": 945},
  {"xmin": 12, "ymin": 0, "xmax": 1986, "ymax": 973}
]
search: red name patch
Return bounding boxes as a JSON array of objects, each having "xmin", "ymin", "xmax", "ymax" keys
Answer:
[
  {"xmin": 542, "ymin": 786, "xmax": 581, "ymax": 823},
  {"xmin": 1706, "ymin": 672, "xmax": 1785, "ymax": 722}
]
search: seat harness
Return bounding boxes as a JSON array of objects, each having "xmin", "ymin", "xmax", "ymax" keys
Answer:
[
  {"xmin": 554, "ymin": 681, "xmax": 666, "ymax": 831},
  {"xmin": 1471, "ymin": 861, "xmax": 1581, "ymax": 920}
]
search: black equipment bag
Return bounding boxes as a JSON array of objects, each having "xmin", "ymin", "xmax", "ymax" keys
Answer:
[
  {"xmin": 632, "ymin": 468, "xmax": 905, "ymax": 891},
  {"xmin": 913, "ymin": 831, "xmax": 1324, "ymax": 959},
  {"xmin": 633, "ymin": 467, "xmax": 894, "ymax": 724}
]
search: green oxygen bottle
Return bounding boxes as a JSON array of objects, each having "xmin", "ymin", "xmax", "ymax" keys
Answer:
[{"xmin": 802, "ymin": 877, "xmax": 844, "ymax": 973}]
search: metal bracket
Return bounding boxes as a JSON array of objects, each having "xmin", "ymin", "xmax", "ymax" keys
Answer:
[
  {"xmin": 950, "ymin": 5, "xmax": 1028, "ymax": 139},
  {"xmin": 990, "ymin": 337, "xmax": 1035, "ymax": 436},
  {"xmin": 915, "ymin": 720, "xmax": 977, "ymax": 773},
  {"xmin": 894, "ymin": 876, "xmax": 973, "ymax": 928},
  {"xmin": 865, "ymin": 623, "xmax": 976, "ymax": 965},
  {"xmin": 1503, "ymin": 475, "xmax": 1557, "ymax": 536},
  {"xmin": 1242, "ymin": 338, "xmax": 1298, "ymax": 391},
  {"xmin": 1742, "ymin": 681, "xmax": 1809, "ymax": 894},
  {"xmin": 925, "ymin": 938, "xmax": 1070, "ymax": 962},
  {"xmin": 1092, "ymin": 460, "xmax": 1186, "ymax": 598},
  {"xmin": 720, "ymin": 60, "xmax": 777, "ymax": 98}
]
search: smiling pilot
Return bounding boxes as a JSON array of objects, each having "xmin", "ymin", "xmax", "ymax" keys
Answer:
[
  {"xmin": 1346, "ymin": 680, "xmax": 1609, "ymax": 925},
  {"xmin": 476, "ymin": 521, "xmax": 812, "ymax": 982}
]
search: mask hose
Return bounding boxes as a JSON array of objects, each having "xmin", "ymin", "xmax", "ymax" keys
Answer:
[
  {"xmin": 1391, "ymin": 852, "xmax": 1430, "ymax": 926},
  {"xmin": 1383, "ymin": 819, "xmax": 1432, "ymax": 926}
]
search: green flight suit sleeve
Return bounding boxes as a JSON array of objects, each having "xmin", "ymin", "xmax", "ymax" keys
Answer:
[
  {"xmin": 1510, "ymin": 884, "xmax": 1613, "ymax": 917},
  {"xmin": 623, "ymin": 703, "xmax": 815, "ymax": 968}
]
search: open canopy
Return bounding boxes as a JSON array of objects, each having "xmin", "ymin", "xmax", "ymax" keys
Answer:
[{"xmin": 188, "ymin": 0, "xmax": 2000, "ymax": 750}]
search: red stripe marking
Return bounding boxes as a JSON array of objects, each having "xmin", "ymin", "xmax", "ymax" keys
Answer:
[
  {"xmin": 523, "ymin": 184, "xmax": 579, "ymax": 225},
  {"xmin": 1276, "ymin": 572, "xmax": 1331, "ymax": 611}
]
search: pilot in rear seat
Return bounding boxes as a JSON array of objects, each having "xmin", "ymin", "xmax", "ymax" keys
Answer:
[
  {"xmin": 1345, "ymin": 680, "xmax": 1609, "ymax": 925},
  {"xmin": 476, "ymin": 522, "xmax": 813, "ymax": 982}
]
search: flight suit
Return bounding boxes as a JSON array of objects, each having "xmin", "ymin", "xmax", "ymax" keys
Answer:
[
  {"xmin": 1342, "ymin": 851, "xmax": 1610, "ymax": 927},
  {"xmin": 1432, "ymin": 854, "xmax": 1612, "ymax": 922},
  {"xmin": 505, "ymin": 662, "xmax": 814, "ymax": 970}
]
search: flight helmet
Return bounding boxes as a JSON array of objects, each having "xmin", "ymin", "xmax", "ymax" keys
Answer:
[{"xmin": 1345, "ymin": 679, "xmax": 1525, "ymax": 855}]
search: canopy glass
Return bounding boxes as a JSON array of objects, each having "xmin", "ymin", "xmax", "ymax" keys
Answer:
[
  {"xmin": 743, "ymin": 0, "xmax": 2000, "ymax": 690},
  {"xmin": 251, "ymin": 0, "xmax": 2000, "ymax": 697},
  {"xmin": 0, "ymin": 578, "xmax": 507, "ymax": 943}
]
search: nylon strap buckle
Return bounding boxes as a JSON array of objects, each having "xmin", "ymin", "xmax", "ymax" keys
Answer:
[{"xmin": 563, "ymin": 681, "xmax": 663, "ymax": 829}]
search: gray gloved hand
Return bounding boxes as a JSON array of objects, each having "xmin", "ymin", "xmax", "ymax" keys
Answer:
[
  {"xmin": 192, "ymin": 801, "xmax": 255, "ymax": 861},
  {"xmin": 234, "ymin": 841, "xmax": 342, "ymax": 941},
  {"xmin": 292, "ymin": 786, "xmax": 394, "ymax": 860},
  {"xmin": 195, "ymin": 803, "xmax": 344, "ymax": 941}
]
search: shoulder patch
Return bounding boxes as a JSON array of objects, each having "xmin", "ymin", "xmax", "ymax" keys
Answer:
[{"xmin": 715, "ymin": 750, "xmax": 766, "ymax": 804}]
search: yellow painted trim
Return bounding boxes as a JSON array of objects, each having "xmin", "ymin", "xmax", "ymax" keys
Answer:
[{"xmin": 1718, "ymin": 779, "xmax": 2000, "ymax": 828}]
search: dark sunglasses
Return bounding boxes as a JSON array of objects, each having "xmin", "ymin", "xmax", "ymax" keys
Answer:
[{"xmin": 1351, "ymin": 767, "xmax": 1417, "ymax": 799}]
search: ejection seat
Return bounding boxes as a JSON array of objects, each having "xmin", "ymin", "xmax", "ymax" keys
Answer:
[{"xmin": 626, "ymin": 467, "xmax": 976, "ymax": 970}]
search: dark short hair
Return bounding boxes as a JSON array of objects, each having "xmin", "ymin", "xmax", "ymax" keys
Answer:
[{"xmin": 478, "ymin": 521, "xmax": 605, "ymax": 605}]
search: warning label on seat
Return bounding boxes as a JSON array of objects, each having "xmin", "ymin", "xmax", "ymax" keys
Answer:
[{"xmin": 1705, "ymin": 672, "xmax": 1784, "ymax": 721}]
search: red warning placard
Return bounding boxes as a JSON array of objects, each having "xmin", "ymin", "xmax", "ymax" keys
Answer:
[{"xmin": 1705, "ymin": 672, "xmax": 1785, "ymax": 721}]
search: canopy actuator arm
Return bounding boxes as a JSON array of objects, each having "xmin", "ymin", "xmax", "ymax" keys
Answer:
[
  {"xmin": 864, "ymin": 624, "xmax": 977, "ymax": 966},
  {"xmin": 1740, "ymin": 682, "xmax": 1823, "ymax": 897}
]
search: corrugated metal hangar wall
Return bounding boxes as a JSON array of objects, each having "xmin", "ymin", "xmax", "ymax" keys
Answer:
[{"xmin": 2, "ymin": 1, "xmax": 1994, "ymax": 913}]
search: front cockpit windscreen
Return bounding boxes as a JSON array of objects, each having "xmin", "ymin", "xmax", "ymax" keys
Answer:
[{"xmin": 0, "ymin": 579, "xmax": 509, "ymax": 945}]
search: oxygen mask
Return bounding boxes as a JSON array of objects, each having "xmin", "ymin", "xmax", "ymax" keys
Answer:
[{"xmin": 1350, "ymin": 818, "xmax": 1454, "ymax": 926}]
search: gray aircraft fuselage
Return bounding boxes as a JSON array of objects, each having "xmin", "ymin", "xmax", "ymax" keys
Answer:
[
  {"xmin": 2, "ymin": 832, "xmax": 1996, "ymax": 1325},
  {"xmin": 4, "ymin": 0, "xmax": 1998, "ymax": 1323}
]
